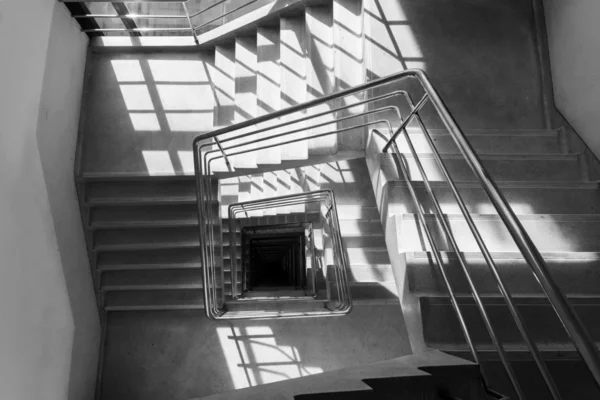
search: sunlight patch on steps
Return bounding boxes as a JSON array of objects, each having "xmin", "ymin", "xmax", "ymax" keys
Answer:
[
  {"xmin": 217, "ymin": 325, "xmax": 323, "ymax": 389},
  {"xmin": 364, "ymin": 0, "xmax": 425, "ymax": 78},
  {"xmin": 147, "ymin": 60, "xmax": 207, "ymax": 82},
  {"xmin": 320, "ymin": 161, "xmax": 357, "ymax": 183},
  {"xmin": 142, "ymin": 150, "xmax": 175, "ymax": 175},
  {"xmin": 129, "ymin": 113, "xmax": 161, "ymax": 131}
]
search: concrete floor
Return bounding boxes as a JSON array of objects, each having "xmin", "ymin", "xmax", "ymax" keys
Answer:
[{"xmin": 100, "ymin": 304, "xmax": 410, "ymax": 400}]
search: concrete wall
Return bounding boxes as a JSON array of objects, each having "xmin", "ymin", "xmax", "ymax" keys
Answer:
[
  {"xmin": 36, "ymin": 4, "xmax": 101, "ymax": 400},
  {"xmin": 543, "ymin": 0, "xmax": 600, "ymax": 158},
  {"xmin": 0, "ymin": 1, "xmax": 99, "ymax": 399},
  {"xmin": 364, "ymin": 0, "xmax": 546, "ymax": 130}
]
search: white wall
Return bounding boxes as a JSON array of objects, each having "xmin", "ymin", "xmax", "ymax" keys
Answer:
[
  {"xmin": 36, "ymin": 3, "xmax": 101, "ymax": 400},
  {"xmin": 0, "ymin": 1, "xmax": 99, "ymax": 400},
  {"xmin": 544, "ymin": 0, "xmax": 600, "ymax": 158}
]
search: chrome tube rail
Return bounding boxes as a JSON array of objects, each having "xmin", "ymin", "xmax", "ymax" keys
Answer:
[
  {"xmin": 226, "ymin": 190, "xmax": 351, "ymax": 317},
  {"xmin": 193, "ymin": 69, "xmax": 600, "ymax": 398},
  {"xmin": 74, "ymin": 0, "xmax": 257, "ymax": 36}
]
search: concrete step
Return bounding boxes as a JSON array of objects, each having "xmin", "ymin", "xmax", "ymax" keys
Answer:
[
  {"xmin": 90, "ymin": 203, "xmax": 204, "ymax": 228},
  {"xmin": 342, "ymin": 235, "xmax": 387, "ymax": 248},
  {"xmin": 212, "ymin": 150, "xmax": 363, "ymax": 179},
  {"xmin": 333, "ymin": 0, "xmax": 366, "ymax": 150},
  {"xmin": 329, "ymin": 281, "xmax": 398, "ymax": 302},
  {"xmin": 407, "ymin": 251, "xmax": 600, "ymax": 298},
  {"xmin": 214, "ymin": 45, "xmax": 236, "ymax": 129},
  {"xmin": 225, "ymin": 297, "xmax": 327, "ymax": 312},
  {"xmin": 256, "ymin": 26, "xmax": 282, "ymax": 164},
  {"xmin": 346, "ymin": 264, "xmax": 395, "ymax": 283},
  {"xmin": 231, "ymin": 36, "xmax": 258, "ymax": 169},
  {"xmin": 378, "ymin": 153, "xmax": 584, "ymax": 183},
  {"xmin": 421, "ymin": 296, "xmax": 600, "ymax": 346},
  {"xmin": 96, "ymin": 247, "xmax": 209, "ymax": 269},
  {"xmin": 386, "ymin": 181, "xmax": 600, "ymax": 215},
  {"xmin": 94, "ymin": 226, "xmax": 200, "ymax": 250},
  {"xmin": 336, "ymin": 205, "xmax": 380, "ymax": 220},
  {"xmin": 343, "ymin": 248, "xmax": 391, "ymax": 265},
  {"xmin": 397, "ymin": 214, "xmax": 600, "ymax": 253},
  {"xmin": 305, "ymin": 4, "xmax": 338, "ymax": 156},
  {"xmin": 280, "ymin": 15, "xmax": 308, "ymax": 160},
  {"xmin": 393, "ymin": 128, "xmax": 564, "ymax": 155},
  {"xmin": 100, "ymin": 268, "xmax": 205, "ymax": 288},
  {"xmin": 104, "ymin": 288, "xmax": 206, "ymax": 311},
  {"xmin": 85, "ymin": 177, "xmax": 210, "ymax": 204},
  {"xmin": 338, "ymin": 220, "xmax": 385, "ymax": 236}
]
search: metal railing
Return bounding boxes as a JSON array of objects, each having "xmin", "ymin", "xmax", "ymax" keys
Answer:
[
  {"xmin": 193, "ymin": 69, "xmax": 600, "ymax": 398},
  {"xmin": 227, "ymin": 190, "xmax": 352, "ymax": 318},
  {"xmin": 198, "ymin": 186, "xmax": 351, "ymax": 320},
  {"xmin": 70, "ymin": 0, "xmax": 257, "ymax": 42}
]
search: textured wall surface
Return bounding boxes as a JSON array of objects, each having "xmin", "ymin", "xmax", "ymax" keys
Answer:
[
  {"xmin": 544, "ymin": 0, "xmax": 600, "ymax": 158},
  {"xmin": 36, "ymin": 4, "xmax": 101, "ymax": 400}
]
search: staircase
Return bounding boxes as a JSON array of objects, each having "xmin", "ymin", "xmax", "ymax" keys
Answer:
[
  {"xmin": 367, "ymin": 125, "xmax": 600, "ymax": 398},
  {"xmin": 71, "ymin": 0, "xmax": 600, "ymax": 399}
]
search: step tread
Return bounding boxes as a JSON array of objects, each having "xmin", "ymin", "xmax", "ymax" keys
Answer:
[{"xmin": 101, "ymin": 283, "xmax": 204, "ymax": 292}]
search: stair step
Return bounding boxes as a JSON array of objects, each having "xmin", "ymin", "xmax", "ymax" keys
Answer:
[
  {"xmin": 346, "ymin": 264, "xmax": 395, "ymax": 283},
  {"xmin": 280, "ymin": 15, "xmax": 308, "ymax": 160},
  {"xmin": 97, "ymin": 247, "xmax": 209, "ymax": 269},
  {"xmin": 104, "ymin": 289, "xmax": 206, "ymax": 310},
  {"xmin": 386, "ymin": 181, "xmax": 600, "ymax": 215},
  {"xmin": 338, "ymin": 220, "xmax": 385, "ymax": 236},
  {"xmin": 378, "ymin": 153, "xmax": 584, "ymax": 182},
  {"xmin": 90, "ymin": 203, "xmax": 207, "ymax": 228},
  {"xmin": 420, "ymin": 296, "xmax": 600, "ymax": 346},
  {"xmin": 408, "ymin": 251, "xmax": 600, "ymax": 297},
  {"xmin": 225, "ymin": 298, "xmax": 327, "ymax": 312},
  {"xmin": 336, "ymin": 205, "xmax": 380, "ymax": 220},
  {"xmin": 397, "ymin": 213, "xmax": 600, "ymax": 252},
  {"xmin": 231, "ymin": 36, "xmax": 258, "ymax": 169},
  {"xmin": 94, "ymin": 226, "xmax": 201, "ymax": 250},
  {"xmin": 393, "ymin": 128, "xmax": 564, "ymax": 155},
  {"xmin": 100, "ymin": 269, "xmax": 205, "ymax": 288},
  {"xmin": 85, "ymin": 178, "xmax": 207, "ymax": 204},
  {"xmin": 305, "ymin": 4, "xmax": 338, "ymax": 156},
  {"xmin": 256, "ymin": 26, "xmax": 282, "ymax": 165},
  {"xmin": 333, "ymin": 0, "xmax": 366, "ymax": 150},
  {"xmin": 329, "ymin": 281, "xmax": 399, "ymax": 302}
]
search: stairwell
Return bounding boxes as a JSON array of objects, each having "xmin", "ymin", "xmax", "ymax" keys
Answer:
[{"xmin": 71, "ymin": 0, "xmax": 600, "ymax": 399}]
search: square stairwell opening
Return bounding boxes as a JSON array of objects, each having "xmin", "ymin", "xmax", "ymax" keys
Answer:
[{"xmin": 241, "ymin": 222, "xmax": 312, "ymax": 293}]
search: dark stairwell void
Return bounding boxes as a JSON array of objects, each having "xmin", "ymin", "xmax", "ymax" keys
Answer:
[{"xmin": 219, "ymin": 191, "xmax": 352, "ymax": 318}]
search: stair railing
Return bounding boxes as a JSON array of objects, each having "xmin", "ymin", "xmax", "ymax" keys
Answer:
[
  {"xmin": 226, "ymin": 190, "xmax": 352, "ymax": 318},
  {"xmin": 70, "ymin": 0, "xmax": 257, "ymax": 42},
  {"xmin": 193, "ymin": 69, "xmax": 600, "ymax": 399}
]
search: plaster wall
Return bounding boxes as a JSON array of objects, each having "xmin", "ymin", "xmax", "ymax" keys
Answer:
[
  {"xmin": 0, "ymin": 1, "xmax": 99, "ymax": 399},
  {"xmin": 543, "ymin": 0, "xmax": 600, "ymax": 158},
  {"xmin": 36, "ymin": 4, "xmax": 101, "ymax": 400}
]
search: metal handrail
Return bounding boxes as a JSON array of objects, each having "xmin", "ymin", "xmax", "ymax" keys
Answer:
[
  {"xmin": 193, "ymin": 69, "xmax": 600, "ymax": 396},
  {"xmin": 77, "ymin": 0, "xmax": 257, "ymax": 35},
  {"xmin": 208, "ymin": 190, "xmax": 352, "ymax": 319}
]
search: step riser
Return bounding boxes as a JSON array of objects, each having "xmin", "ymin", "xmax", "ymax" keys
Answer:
[
  {"xmin": 379, "ymin": 154, "xmax": 583, "ymax": 182},
  {"xmin": 408, "ymin": 254, "xmax": 600, "ymax": 297},
  {"xmin": 397, "ymin": 216, "xmax": 600, "ymax": 252},
  {"xmin": 421, "ymin": 298, "xmax": 600, "ymax": 346},
  {"xmin": 393, "ymin": 132, "xmax": 563, "ymax": 155},
  {"xmin": 225, "ymin": 300, "xmax": 326, "ymax": 312},
  {"xmin": 388, "ymin": 184, "xmax": 600, "ymax": 215},
  {"xmin": 97, "ymin": 248, "xmax": 209, "ymax": 268},
  {"xmin": 104, "ymin": 289, "xmax": 206, "ymax": 309},
  {"xmin": 86, "ymin": 179, "xmax": 212, "ymax": 203},
  {"xmin": 94, "ymin": 227, "xmax": 201, "ymax": 249}
]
